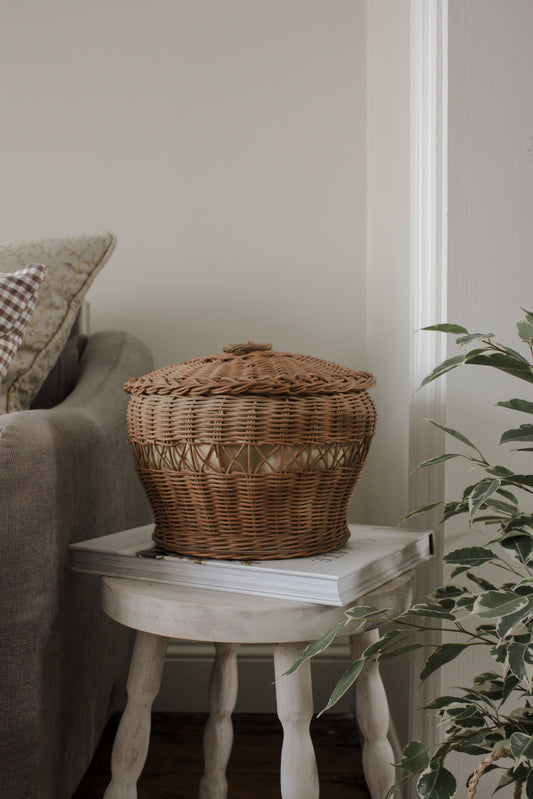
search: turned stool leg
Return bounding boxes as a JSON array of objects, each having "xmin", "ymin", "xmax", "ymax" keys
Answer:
[
  {"xmin": 199, "ymin": 643, "xmax": 240, "ymax": 799},
  {"xmin": 350, "ymin": 629, "xmax": 395, "ymax": 799},
  {"xmin": 103, "ymin": 630, "xmax": 168, "ymax": 799},
  {"xmin": 273, "ymin": 642, "xmax": 319, "ymax": 799}
]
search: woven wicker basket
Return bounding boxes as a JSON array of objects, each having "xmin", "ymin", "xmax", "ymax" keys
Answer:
[{"xmin": 124, "ymin": 342, "xmax": 376, "ymax": 560}]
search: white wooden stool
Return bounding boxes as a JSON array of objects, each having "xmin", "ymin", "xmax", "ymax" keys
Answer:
[{"xmin": 101, "ymin": 571, "xmax": 413, "ymax": 799}]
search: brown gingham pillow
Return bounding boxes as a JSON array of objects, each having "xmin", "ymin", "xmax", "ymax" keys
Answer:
[{"xmin": 0, "ymin": 264, "xmax": 46, "ymax": 384}]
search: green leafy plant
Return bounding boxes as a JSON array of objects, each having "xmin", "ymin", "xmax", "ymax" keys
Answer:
[{"xmin": 288, "ymin": 309, "xmax": 533, "ymax": 799}]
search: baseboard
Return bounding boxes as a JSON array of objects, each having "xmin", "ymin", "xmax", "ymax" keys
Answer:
[{"xmin": 153, "ymin": 640, "xmax": 354, "ymax": 715}]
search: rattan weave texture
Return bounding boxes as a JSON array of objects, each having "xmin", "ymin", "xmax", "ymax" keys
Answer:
[
  {"xmin": 124, "ymin": 342, "xmax": 375, "ymax": 398},
  {"xmin": 125, "ymin": 343, "xmax": 376, "ymax": 560}
]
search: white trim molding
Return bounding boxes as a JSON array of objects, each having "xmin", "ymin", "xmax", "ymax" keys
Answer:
[{"xmin": 408, "ymin": 0, "xmax": 448, "ymax": 745}]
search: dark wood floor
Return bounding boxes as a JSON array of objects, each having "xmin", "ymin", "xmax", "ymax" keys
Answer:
[{"xmin": 73, "ymin": 712, "xmax": 370, "ymax": 798}]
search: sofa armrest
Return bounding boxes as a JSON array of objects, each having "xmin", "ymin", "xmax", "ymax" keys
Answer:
[
  {"xmin": 0, "ymin": 330, "xmax": 154, "ymax": 799},
  {"xmin": 0, "ymin": 330, "xmax": 154, "ymax": 545}
]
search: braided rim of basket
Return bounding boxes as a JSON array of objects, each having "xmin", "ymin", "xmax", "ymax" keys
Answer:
[
  {"xmin": 124, "ymin": 342, "xmax": 376, "ymax": 397},
  {"xmin": 466, "ymin": 749, "xmax": 522, "ymax": 799}
]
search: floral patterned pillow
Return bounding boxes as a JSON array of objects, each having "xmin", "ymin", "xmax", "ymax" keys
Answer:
[
  {"xmin": 0, "ymin": 265, "xmax": 47, "ymax": 383},
  {"xmin": 0, "ymin": 233, "xmax": 116, "ymax": 412}
]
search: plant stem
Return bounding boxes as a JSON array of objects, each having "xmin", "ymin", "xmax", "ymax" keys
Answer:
[{"xmin": 394, "ymin": 618, "xmax": 495, "ymax": 645}]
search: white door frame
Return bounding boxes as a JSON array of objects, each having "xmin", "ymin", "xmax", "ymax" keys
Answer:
[{"xmin": 408, "ymin": 0, "xmax": 448, "ymax": 745}]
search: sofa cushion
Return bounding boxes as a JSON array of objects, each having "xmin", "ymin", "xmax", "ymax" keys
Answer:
[
  {"xmin": 0, "ymin": 233, "xmax": 116, "ymax": 413},
  {"xmin": 0, "ymin": 264, "xmax": 47, "ymax": 384}
]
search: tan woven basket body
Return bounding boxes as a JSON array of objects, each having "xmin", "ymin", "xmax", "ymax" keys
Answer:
[{"xmin": 125, "ymin": 343, "xmax": 376, "ymax": 560}]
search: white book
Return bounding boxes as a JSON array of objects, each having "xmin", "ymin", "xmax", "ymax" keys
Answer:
[{"xmin": 70, "ymin": 524, "xmax": 433, "ymax": 606}]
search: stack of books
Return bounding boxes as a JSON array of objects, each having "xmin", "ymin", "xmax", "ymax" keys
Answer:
[{"xmin": 70, "ymin": 523, "xmax": 433, "ymax": 606}]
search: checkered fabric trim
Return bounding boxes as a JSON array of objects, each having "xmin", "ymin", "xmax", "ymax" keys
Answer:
[{"xmin": 0, "ymin": 264, "xmax": 47, "ymax": 383}]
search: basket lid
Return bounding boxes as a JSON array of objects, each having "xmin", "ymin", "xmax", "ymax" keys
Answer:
[{"xmin": 124, "ymin": 342, "xmax": 376, "ymax": 397}]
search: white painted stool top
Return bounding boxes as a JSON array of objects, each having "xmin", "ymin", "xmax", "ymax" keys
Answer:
[{"xmin": 102, "ymin": 570, "xmax": 413, "ymax": 644}]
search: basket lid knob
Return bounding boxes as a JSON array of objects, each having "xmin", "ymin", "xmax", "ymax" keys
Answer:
[{"xmin": 222, "ymin": 342, "xmax": 273, "ymax": 356}]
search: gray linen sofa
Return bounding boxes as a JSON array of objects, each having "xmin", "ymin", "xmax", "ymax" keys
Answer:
[{"xmin": 0, "ymin": 327, "xmax": 153, "ymax": 799}]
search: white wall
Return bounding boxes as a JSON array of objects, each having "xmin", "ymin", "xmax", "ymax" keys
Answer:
[
  {"xmin": 445, "ymin": 0, "xmax": 533, "ymax": 790},
  {"xmin": 2, "ymin": 0, "xmax": 368, "ymax": 391},
  {"xmin": 365, "ymin": 0, "xmax": 411, "ymax": 528},
  {"xmin": 2, "ymin": 0, "xmax": 379, "ymax": 726}
]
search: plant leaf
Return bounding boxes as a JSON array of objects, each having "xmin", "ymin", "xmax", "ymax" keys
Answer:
[
  {"xmin": 493, "ymin": 768, "xmax": 517, "ymax": 794},
  {"xmin": 500, "ymin": 534, "xmax": 533, "ymax": 565},
  {"xmin": 504, "ymin": 474, "xmax": 533, "ymax": 489},
  {"xmin": 456, "ymin": 332, "xmax": 495, "ymax": 345},
  {"xmin": 442, "ymin": 501, "xmax": 469, "ymax": 522},
  {"xmin": 421, "ymin": 324, "xmax": 469, "ymax": 335},
  {"xmin": 502, "ymin": 672, "xmax": 521, "ymax": 703},
  {"xmin": 455, "ymin": 595, "xmax": 476, "ymax": 612},
  {"xmin": 283, "ymin": 621, "xmax": 344, "ymax": 675},
  {"xmin": 425, "ymin": 695, "xmax": 472, "ymax": 710},
  {"xmin": 466, "ymin": 572, "xmax": 496, "ymax": 591},
  {"xmin": 402, "ymin": 603, "xmax": 455, "ymax": 620},
  {"xmin": 469, "ymin": 479, "xmax": 501, "ymax": 518},
  {"xmin": 480, "ymin": 501, "xmax": 516, "ymax": 522},
  {"xmin": 517, "ymin": 313, "xmax": 533, "ymax": 345},
  {"xmin": 526, "ymin": 768, "xmax": 533, "ymax": 799},
  {"xmin": 419, "ymin": 355, "xmax": 466, "ymax": 388},
  {"xmin": 500, "ymin": 425, "xmax": 533, "ymax": 445},
  {"xmin": 508, "ymin": 707, "xmax": 533, "ymax": 725},
  {"xmin": 318, "ymin": 659, "xmax": 364, "ymax": 715},
  {"xmin": 502, "ymin": 514, "xmax": 533, "ymax": 533},
  {"xmin": 472, "ymin": 591, "xmax": 529, "ymax": 619},
  {"xmin": 494, "ymin": 488, "xmax": 519, "ymax": 506},
  {"xmin": 416, "ymin": 761, "xmax": 457, "ymax": 799},
  {"xmin": 510, "ymin": 732, "xmax": 533, "ymax": 765},
  {"xmin": 431, "ymin": 585, "xmax": 468, "ymax": 602},
  {"xmin": 496, "ymin": 596, "xmax": 533, "ymax": 638},
  {"xmin": 488, "ymin": 342, "xmax": 532, "ymax": 363},
  {"xmin": 420, "ymin": 643, "xmax": 469, "ymax": 684},
  {"xmin": 465, "ymin": 351, "xmax": 533, "ymax": 383},
  {"xmin": 444, "ymin": 705, "xmax": 486, "ymax": 728},
  {"xmin": 361, "ymin": 630, "xmax": 406, "ymax": 659},
  {"xmin": 396, "ymin": 740, "xmax": 430, "ymax": 774},
  {"xmin": 427, "ymin": 419, "xmax": 484, "ymax": 456},
  {"xmin": 402, "ymin": 501, "xmax": 443, "ymax": 521},
  {"xmin": 497, "ymin": 399, "xmax": 533, "ymax": 415},
  {"xmin": 491, "ymin": 640, "xmax": 510, "ymax": 664},
  {"xmin": 471, "ymin": 672, "xmax": 504, "ymax": 700},
  {"xmin": 443, "ymin": 547, "xmax": 495, "ymax": 568},
  {"xmin": 344, "ymin": 605, "xmax": 384, "ymax": 622},
  {"xmin": 486, "ymin": 465, "xmax": 516, "ymax": 478},
  {"xmin": 450, "ymin": 565, "xmax": 470, "ymax": 578},
  {"xmin": 412, "ymin": 453, "xmax": 466, "ymax": 472},
  {"xmin": 508, "ymin": 642, "xmax": 533, "ymax": 685}
]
